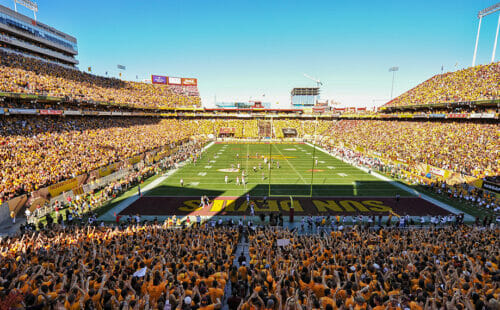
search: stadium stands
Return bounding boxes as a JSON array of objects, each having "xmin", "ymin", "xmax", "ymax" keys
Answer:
[
  {"xmin": 1, "ymin": 117, "xmax": 498, "ymax": 204},
  {"xmin": 385, "ymin": 62, "xmax": 500, "ymax": 107},
  {"xmin": 1, "ymin": 224, "xmax": 498, "ymax": 309},
  {"xmin": 319, "ymin": 120, "xmax": 499, "ymax": 178},
  {"xmin": 0, "ymin": 117, "xmax": 199, "ymax": 202},
  {"xmin": 0, "ymin": 50, "xmax": 200, "ymax": 108}
]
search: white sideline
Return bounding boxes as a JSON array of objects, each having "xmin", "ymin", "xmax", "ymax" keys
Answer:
[
  {"xmin": 305, "ymin": 143, "xmax": 474, "ymax": 221},
  {"xmin": 99, "ymin": 141, "xmax": 216, "ymax": 221}
]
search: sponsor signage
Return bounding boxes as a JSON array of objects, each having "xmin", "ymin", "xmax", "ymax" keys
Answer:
[
  {"xmin": 482, "ymin": 181, "xmax": 500, "ymax": 193},
  {"xmin": 152, "ymin": 75, "xmax": 198, "ymax": 86},
  {"xmin": 429, "ymin": 166, "xmax": 446, "ymax": 177},
  {"xmin": 0, "ymin": 108, "xmax": 4, "ymax": 115},
  {"xmin": 111, "ymin": 112, "xmax": 122, "ymax": 116},
  {"xmin": 39, "ymin": 109, "xmax": 63, "ymax": 115},
  {"xmin": 447, "ymin": 113, "xmax": 468, "ymax": 118},
  {"xmin": 48, "ymin": 178, "xmax": 78, "ymax": 197},
  {"xmin": 152, "ymin": 75, "xmax": 167, "ymax": 84},
  {"xmin": 470, "ymin": 113, "xmax": 482, "ymax": 118},
  {"xmin": 83, "ymin": 111, "xmax": 99, "ymax": 116},
  {"xmin": 98, "ymin": 111, "xmax": 112, "ymax": 116},
  {"xmin": 9, "ymin": 108, "xmax": 37, "ymax": 114},
  {"xmin": 168, "ymin": 77, "xmax": 182, "ymax": 85},
  {"xmin": 181, "ymin": 78, "xmax": 198, "ymax": 86},
  {"xmin": 63, "ymin": 110, "xmax": 81, "ymax": 115},
  {"xmin": 219, "ymin": 127, "xmax": 235, "ymax": 134},
  {"xmin": 481, "ymin": 113, "xmax": 495, "ymax": 119},
  {"xmin": 429, "ymin": 113, "xmax": 446, "ymax": 118}
]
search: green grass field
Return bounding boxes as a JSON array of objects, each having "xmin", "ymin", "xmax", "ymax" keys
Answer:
[{"xmin": 147, "ymin": 142, "xmax": 412, "ymax": 198}]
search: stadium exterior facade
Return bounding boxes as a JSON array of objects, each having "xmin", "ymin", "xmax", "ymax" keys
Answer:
[{"xmin": 0, "ymin": 4, "xmax": 78, "ymax": 67}]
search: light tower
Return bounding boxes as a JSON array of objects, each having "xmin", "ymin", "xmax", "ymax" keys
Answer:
[
  {"xmin": 472, "ymin": 3, "xmax": 500, "ymax": 66},
  {"xmin": 13, "ymin": 0, "xmax": 38, "ymax": 20}
]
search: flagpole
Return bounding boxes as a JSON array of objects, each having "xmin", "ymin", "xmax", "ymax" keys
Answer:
[
  {"xmin": 310, "ymin": 117, "xmax": 317, "ymax": 197},
  {"xmin": 268, "ymin": 120, "xmax": 272, "ymax": 197}
]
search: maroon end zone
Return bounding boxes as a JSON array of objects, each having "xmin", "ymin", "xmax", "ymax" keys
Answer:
[{"xmin": 119, "ymin": 196, "xmax": 451, "ymax": 216}]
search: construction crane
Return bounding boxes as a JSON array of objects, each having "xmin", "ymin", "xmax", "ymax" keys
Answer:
[{"xmin": 303, "ymin": 74, "xmax": 323, "ymax": 87}]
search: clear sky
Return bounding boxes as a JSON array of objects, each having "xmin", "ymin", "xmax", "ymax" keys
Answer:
[{"xmin": 2, "ymin": 0, "xmax": 499, "ymax": 108}]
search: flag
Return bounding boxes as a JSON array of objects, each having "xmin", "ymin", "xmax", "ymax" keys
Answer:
[
  {"xmin": 117, "ymin": 64, "xmax": 126, "ymax": 70},
  {"xmin": 119, "ymin": 73, "xmax": 122, "ymax": 77},
  {"xmin": 87, "ymin": 66, "xmax": 91, "ymax": 72}
]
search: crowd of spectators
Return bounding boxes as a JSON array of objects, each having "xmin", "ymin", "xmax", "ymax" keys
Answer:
[
  {"xmin": 1, "ymin": 117, "xmax": 497, "ymax": 206},
  {"xmin": 0, "ymin": 223, "xmax": 498, "ymax": 309},
  {"xmin": 0, "ymin": 50, "xmax": 200, "ymax": 108},
  {"xmin": 323, "ymin": 145, "xmax": 499, "ymax": 218},
  {"xmin": 0, "ymin": 116, "xmax": 199, "ymax": 202},
  {"xmin": 318, "ymin": 120, "xmax": 498, "ymax": 178},
  {"xmin": 385, "ymin": 62, "xmax": 500, "ymax": 107}
]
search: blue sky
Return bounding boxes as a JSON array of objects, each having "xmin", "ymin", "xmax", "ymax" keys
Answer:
[{"xmin": 2, "ymin": 0, "xmax": 499, "ymax": 108}]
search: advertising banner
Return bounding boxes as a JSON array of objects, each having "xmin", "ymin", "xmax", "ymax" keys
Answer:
[
  {"xmin": 167, "ymin": 77, "xmax": 182, "ymax": 85},
  {"xmin": 98, "ymin": 163, "xmax": 116, "ymax": 178},
  {"xmin": 470, "ymin": 113, "xmax": 482, "ymax": 118},
  {"xmin": 128, "ymin": 155, "xmax": 142, "ymax": 165},
  {"xmin": 83, "ymin": 111, "xmax": 99, "ymax": 116},
  {"xmin": 482, "ymin": 180, "xmax": 500, "ymax": 193},
  {"xmin": 219, "ymin": 127, "xmax": 236, "ymax": 134},
  {"xmin": 426, "ymin": 165, "xmax": 451, "ymax": 178},
  {"xmin": 63, "ymin": 110, "xmax": 82, "ymax": 115},
  {"xmin": 48, "ymin": 178, "xmax": 79, "ymax": 197},
  {"xmin": 447, "ymin": 113, "xmax": 468, "ymax": 119},
  {"xmin": 98, "ymin": 111, "xmax": 112, "ymax": 116},
  {"xmin": 111, "ymin": 111, "xmax": 122, "ymax": 116},
  {"xmin": 481, "ymin": 113, "xmax": 495, "ymax": 119},
  {"xmin": 152, "ymin": 75, "xmax": 167, "ymax": 84},
  {"xmin": 429, "ymin": 114, "xmax": 446, "ymax": 118},
  {"xmin": 39, "ymin": 109, "xmax": 63, "ymax": 115},
  {"xmin": 181, "ymin": 78, "xmax": 198, "ymax": 86},
  {"xmin": 0, "ymin": 108, "xmax": 4, "ymax": 115},
  {"xmin": 9, "ymin": 108, "xmax": 37, "ymax": 114}
]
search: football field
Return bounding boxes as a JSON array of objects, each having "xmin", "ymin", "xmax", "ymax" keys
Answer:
[
  {"xmin": 147, "ymin": 142, "xmax": 411, "ymax": 197},
  {"xmin": 117, "ymin": 142, "xmax": 456, "ymax": 217}
]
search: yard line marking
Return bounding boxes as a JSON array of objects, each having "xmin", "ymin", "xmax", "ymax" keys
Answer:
[
  {"xmin": 273, "ymin": 145, "xmax": 308, "ymax": 184},
  {"xmin": 319, "ymin": 160, "xmax": 325, "ymax": 164},
  {"xmin": 190, "ymin": 182, "xmax": 200, "ymax": 186},
  {"xmin": 327, "ymin": 166, "xmax": 335, "ymax": 169},
  {"xmin": 198, "ymin": 172, "xmax": 207, "ymax": 176},
  {"xmin": 205, "ymin": 166, "xmax": 212, "ymax": 169},
  {"xmin": 337, "ymin": 173, "xmax": 348, "ymax": 177},
  {"xmin": 210, "ymin": 160, "xmax": 216, "ymax": 163}
]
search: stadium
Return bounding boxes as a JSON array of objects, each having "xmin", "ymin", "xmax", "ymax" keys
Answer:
[{"xmin": 0, "ymin": 0, "xmax": 499, "ymax": 309}]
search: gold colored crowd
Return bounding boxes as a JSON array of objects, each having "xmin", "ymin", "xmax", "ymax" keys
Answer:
[
  {"xmin": 385, "ymin": 62, "xmax": 500, "ymax": 107},
  {"xmin": 1, "ymin": 117, "xmax": 497, "ymax": 203},
  {"xmin": 0, "ymin": 51, "xmax": 200, "ymax": 108},
  {"xmin": 0, "ymin": 225, "xmax": 498, "ymax": 309},
  {"xmin": 0, "ymin": 117, "xmax": 199, "ymax": 202}
]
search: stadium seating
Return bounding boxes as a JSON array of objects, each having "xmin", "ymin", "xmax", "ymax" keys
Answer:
[
  {"xmin": 1, "ymin": 224, "xmax": 498, "ymax": 309},
  {"xmin": 0, "ymin": 50, "xmax": 200, "ymax": 108},
  {"xmin": 319, "ymin": 120, "xmax": 498, "ymax": 178},
  {"xmin": 0, "ymin": 117, "xmax": 198, "ymax": 202},
  {"xmin": 385, "ymin": 62, "xmax": 500, "ymax": 107},
  {"xmin": 1, "ymin": 117, "xmax": 497, "ymax": 203}
]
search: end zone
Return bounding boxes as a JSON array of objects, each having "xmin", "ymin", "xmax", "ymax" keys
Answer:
[{"xmin": 119, "ymin": 196, "xmax": 451, "ymax": 217}]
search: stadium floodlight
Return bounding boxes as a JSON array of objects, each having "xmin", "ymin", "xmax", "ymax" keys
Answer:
[
  {"xmin": 472, "ymin": 2, "xmax": 500, "ymax": 66},
  {"xmin": 389, "ymin": 66, "xmax": 399, "ymax": 100},
  {"xmin": 13, "ymin": 0, "xmax": 38, "ymax": 20}
]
